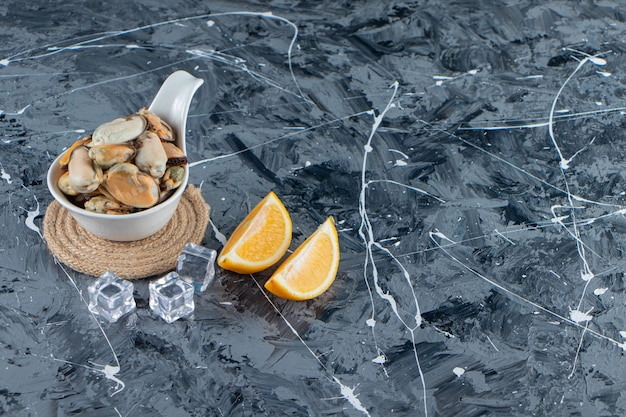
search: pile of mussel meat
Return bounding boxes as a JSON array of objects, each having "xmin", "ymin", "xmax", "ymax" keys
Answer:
[{"xmin": 57, "ymin": 108, "xmax": 187, "ymax": 214}]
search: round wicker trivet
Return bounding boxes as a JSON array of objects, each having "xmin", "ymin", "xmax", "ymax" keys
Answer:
[{"xmin": 43, "ymin": 185, "xmax": 210, "ymax": 279}]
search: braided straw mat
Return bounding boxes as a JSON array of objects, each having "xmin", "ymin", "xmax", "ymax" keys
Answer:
[{"xmin": 43, "ymin": 185, "xmax": 210, "ymax": 279}]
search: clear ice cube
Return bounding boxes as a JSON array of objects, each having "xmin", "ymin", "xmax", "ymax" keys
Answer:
[
  {"xmin": 176, "ymin": 242, "xmax": 217, "ymax": 292},
  {"xmin": 87, "ymin": 271, "xmax": 136, "ymax": 323},
  {"xmin": 149, "ymin": 272, "xmax": 194, "ymax": 323}
]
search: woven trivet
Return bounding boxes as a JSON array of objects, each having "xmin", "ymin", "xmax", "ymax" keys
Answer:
[{"xmin": 43, "ymin": 185, "xmax": 210, "ymax": 279}]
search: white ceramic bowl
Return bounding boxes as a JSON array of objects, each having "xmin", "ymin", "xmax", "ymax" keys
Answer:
[{"xmin": 46, "ymin": 71, "xmax": 204, "ymax": 241}]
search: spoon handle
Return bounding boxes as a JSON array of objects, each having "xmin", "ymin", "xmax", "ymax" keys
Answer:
[{"xmin": 148, "ymin": 70, "xmax": 204, "ymax": 153}]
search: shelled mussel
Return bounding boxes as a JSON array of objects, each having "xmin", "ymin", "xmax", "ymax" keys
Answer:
[{"xmin": 57, "ymin": 108, "xmax": 187, "ymax": 215}]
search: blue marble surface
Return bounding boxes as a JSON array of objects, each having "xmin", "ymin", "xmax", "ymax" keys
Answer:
[{"xmin": 2, "ymin": 1, "xmax": 626, "ymax": 416}]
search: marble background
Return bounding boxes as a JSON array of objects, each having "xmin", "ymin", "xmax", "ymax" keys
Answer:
[{"xmin": 2, "ymin": 1, "xmax": 626, "ymax": 416}]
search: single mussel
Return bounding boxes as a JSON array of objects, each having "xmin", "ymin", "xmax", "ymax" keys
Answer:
[
  {"xmin": 88, "ymin": 143, "xmax": 136, "ymax": 169},
  {"xmin": 161, "ymin": 142, "xmax": 188, "ymax": 166},
  {"xmin": 59, "ymin": 136, "xmax": 92, "ymax": 169},
  {"xmin": 91, "ymin": 114, "xmax": 147, "ymax": 146},
  {"xmin": 139, "ymin": 107, "xmax": 175, "ymax": 142},
  {"xmin": 102, "ymin": 162, "xmax": 160, "ymax": 209},
  {"xmin": 84, "ymin": 194, "xmax": 134, "ymax": 215},
  {"xmin": 66, "ymin": 145, "xmax": 103, "ymax": 194},
  {"xmin": 57, "ymin": 171, "xmax": 79, "ymax": 196},
  {"xmin": 160, "ymin": 165, "xmax": 185, "ymax": 193},
  {"xmin": 135, "ymin": 131, "xmax": 167, "ymax": 178}
]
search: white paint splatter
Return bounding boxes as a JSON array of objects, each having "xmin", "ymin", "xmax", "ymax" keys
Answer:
[
  {"xmin": 494, "ymin": 229, "xmax": 515, "ymax": 245},
  {"xmin": 23, "ymin": 197, "xmax": 43, "ymax": 239},
  {"xmin": 209, "ymin": 218, "xmax": 227, "ymax": 246},
  {"xmin": 367, "ymin": 179, "xmax": 445, "ymax": 203},
  {"xmin": 551, "ymin": 215, "xmax": 569, "ymax": 224},
  {"xmin": 372, "ymin": 354, "xmax": 386, "ymax": 364},
  {"xmin": 580, "ymin": 270, "xmax": 594, "ymax": 282},
  {"xmin": 568, "ymin": 324, "xmax": 589, "ymax": 379},
  {"xmin": 102, "ymin": 364, "xmax": 125, "ymax": 396},
  {"xmin": 333, "ymin": 377, "xmax": 371, "ymax": 417},
  {"xmin": 593, "ymin": 287, "xmax": 608, "ymax": 296},
  {"xmin": 1, "ymin": 167, "xmax": 12, "ymax": 184},
  {"xmin": 357, "ymin": 83, "xmax": 429, "ymax": 415},
  {"xmin": 459, "ymin": 107, "xmax": 626, "ymax": 132},
  {"xmin": 515, "ymin": 74, "xmax": 544, "ymax": 80},
  {"xmin": 486, "ymin": 335, "xmax": 499, "ymax": 352},
  {"xmin": 1, "ymin": 104, "xmax": 31, "ymax": 116},
  {"xmin": 589, "ymin": 56, "xmax": 607, "ymax": 66},
  {"xmin": 388, "ymin": 148, "xmax": 409, "ymax": 159},
  {"xmin": 16, "ymin": 104, "xmax": 30, "ymax": 115},
  {"xmin": 569, "ymin": 308, "xmax": 593, "ymax": 324}
]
